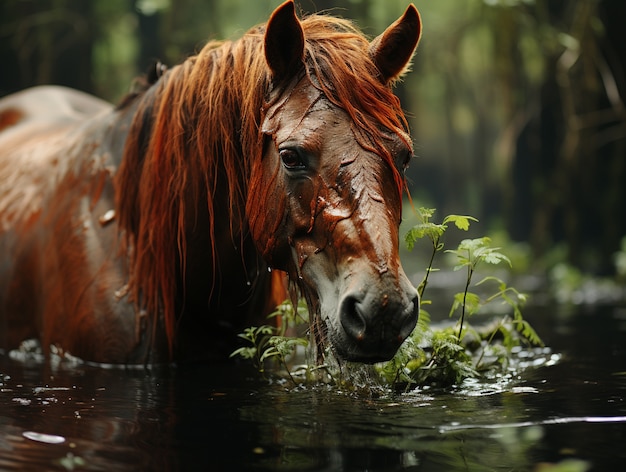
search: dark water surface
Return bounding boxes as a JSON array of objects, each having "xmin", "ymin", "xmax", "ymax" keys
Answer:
[{"xmin": 1, "ymin": 304, "xmax": 625, "ymax": 471}]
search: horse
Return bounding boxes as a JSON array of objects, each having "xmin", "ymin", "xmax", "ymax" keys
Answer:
[{"xmin": 0, "ymin": 1, "xmax": 422, "ymax": 365}]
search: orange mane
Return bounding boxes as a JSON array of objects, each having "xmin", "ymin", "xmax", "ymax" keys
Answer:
[{"xmin": 115, "ymin": 13, "xmax": 411, "ymax": 356}]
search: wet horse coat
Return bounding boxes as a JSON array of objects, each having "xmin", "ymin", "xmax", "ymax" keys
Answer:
[{"xmin": 0, "ymin": 1, "xmax": 421, "ymax": 364}]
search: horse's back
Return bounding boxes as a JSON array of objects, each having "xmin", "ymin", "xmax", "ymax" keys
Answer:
[
  {"xmin": 0, "ymin": 85, "xmax": 111, "ymax": 133},
  {"xmin": 0, "ymin": 86, "xmax": 113, "ymax": 219}
]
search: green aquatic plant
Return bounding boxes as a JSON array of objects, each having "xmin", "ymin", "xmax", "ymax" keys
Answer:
[
  {"xmin": 229, "ymin": 325, "xmax": 276, "ymax": 372},
  {"xmin": 404, "ymin": 208, "xmax": 478, "ymax": 299},
  {"xmin": 446, "ymin": 236, "xmax": 512, "ymax": 341},
  {"xmin": 230, "ymin": 298, "xmax": 310, "ymax": 382},
  {"xmin": 231, "ymin": 207, "xmax": 544, "ymax": 389},
  {"xmin": 370, "ymin": 209, "xmax": 543, "ymax": 388}
]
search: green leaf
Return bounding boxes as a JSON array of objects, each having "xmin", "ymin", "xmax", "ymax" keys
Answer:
[
  {"xmin": 404, "ymin": 227, "xmax": 420, "ymax": 251},
  {"xmin": 405, "ymin": 222, "xmax": 446, "ymax": 250},
  {"xmin": 476, "ymin": 275, "xmax": 507, "ymax": 290},
  {"xmin": 449, "ymin": 292, "xmax": 481, "ymax": 317},
  {"xmin": 259, "ymin": 347, "xmax": 281, "ymax": 362},
  {"xmin": 230, "ymin": 347, "xmax": 256, "ymax": 360},
  {"xmin": 514, "ymin": 319, "xmax": 544, "ymax": 346},
  {"xmin": 458, "ymin": 237, "xmax": 491, "ymax": 253},
  {"xmin": 451, "ymin": 256, "xmax": 472, "ymax": 271},
  {"xmin": 448, "ymin": 292, "xmax": 481, "ymax": 316},
  {"xmin": 442, "ymin": 214, "xmax": 479, "ymax": 231},
  {"xmin": 417, "ymin": 207, "xmax": 436, "ymax": 221},
  {"xmin": 448, "ymin": 237, "xmax": 513, "ymax": 270},
  {"xmin": 480, "ymin": 250, "xmax": 512, "ymax": 267},
  {"xmin": 268, "ymin": 335, "xmax": 308, "ymax": 354},
  {"xmin": 464, "ymin": 292, "xmax": 481, "ymax": 316},
  {"xmin": 258, "ymin": 325, "xmax": 276, "ymax": 335}
]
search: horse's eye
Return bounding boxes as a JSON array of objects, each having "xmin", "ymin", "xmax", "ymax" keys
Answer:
[{"xmin": 280, "ymin": 148, "xmax": 307, "ymax": 171}]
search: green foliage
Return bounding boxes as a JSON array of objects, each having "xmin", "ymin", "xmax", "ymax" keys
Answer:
[
  {"xmin": 230, "ymin": 298, "xmax": 311, "ymax": 384},
  {"xmin": 447, "ymin": 237, "xmax": 512, "ymax": 271},
  {"xmin": 233, "ymin": 208, "xmax": 545, "ymax": 391},
  {"xmin": 230, "ymin": 325, "xmax": 276, "ymax": 372},
  {"xmin": 376, "ymin": 211, "xmax": 542, "ymax": 388},
  {"xmin": 427, "ymin": 329, "xmax": 478, "ymax": 385},
  {"xmin": 267, "ymin": 297, "xmax": 310, "ymax": 336},
  {"xmin": 445, "ymin": 236, "xmax": 512, "ymax": 340},
  {"xmin": 406, "ymin": 208, "xmax": 478, "ymax": 298}
]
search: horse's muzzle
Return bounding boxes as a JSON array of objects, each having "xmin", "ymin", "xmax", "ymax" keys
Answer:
[{"xmin": 335, "ymin": 285, "xmax": 419, "ymax": 363}]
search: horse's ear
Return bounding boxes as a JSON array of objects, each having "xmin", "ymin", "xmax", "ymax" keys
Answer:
[
  {"xmin": 369, "ymin": 4, "xmax": 422, "ymax": 85},
  {"xmin": 264, "ymin": 0, "xmax": 305, "ymax": 83}
]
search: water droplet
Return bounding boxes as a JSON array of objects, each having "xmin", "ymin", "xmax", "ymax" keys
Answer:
[
  {"xmin": 23, "ymin": 431, "xmax": 65, "ymax": 444},
  {"xmin": 98, "ymin": 209, "xmax": 116, "ymax": 226}
]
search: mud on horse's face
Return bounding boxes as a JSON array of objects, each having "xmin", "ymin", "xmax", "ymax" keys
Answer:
[{"xmin": 250, "ymin": 1, "xmax": 422, "ymax": 363}]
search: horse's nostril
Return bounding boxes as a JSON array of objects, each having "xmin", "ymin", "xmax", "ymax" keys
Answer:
[{"xmin": 339, "ymin": 295, "xmax": 367, "ymax": 343}]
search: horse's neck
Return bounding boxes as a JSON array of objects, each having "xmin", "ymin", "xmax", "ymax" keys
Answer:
[{"xmin": 103, "ymin": 101, "xmax": 142, "ymax": 169}]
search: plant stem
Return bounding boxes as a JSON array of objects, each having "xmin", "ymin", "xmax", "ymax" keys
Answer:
[
  {"xmin": 281, "ymin": 357, "xmax": 298, "ymax": 386},
  {"xmin": 457, "ymin": 266, "xmax": 473, "ymax": 343},
  {"xmin": 475, "ymin": 317, "xmax": 506, "ymax": 370},
  {"xmin": 418, "ymin": 241, "xmax": 439, "ymax": 298}
]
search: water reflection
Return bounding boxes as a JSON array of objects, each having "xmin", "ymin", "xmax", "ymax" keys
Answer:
[
  {"xmin": 0, "ymin": 362, "xmax": 178, "ymax": 470},
  {"xmin": 0, "ymin": 304, "xmax": 625, "ymax": 471}
]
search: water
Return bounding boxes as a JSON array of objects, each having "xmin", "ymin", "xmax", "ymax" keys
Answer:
[{"xmin": 1, "ymin": 303, "xmax": 625, "ymax": 471}]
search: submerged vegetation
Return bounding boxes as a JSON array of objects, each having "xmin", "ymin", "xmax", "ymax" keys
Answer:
[{"xmin": 232, "ymin": 208, "xmax": 547, "ymax": 391}]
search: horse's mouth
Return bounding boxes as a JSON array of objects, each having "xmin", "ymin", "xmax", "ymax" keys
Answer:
[
  {"xmin": 329, "ymin": 333, "xmax": 405, "ymax": 364},
  {"xmin": 328, "ymin": 312, "xmax": 418, "ymax": 364}
]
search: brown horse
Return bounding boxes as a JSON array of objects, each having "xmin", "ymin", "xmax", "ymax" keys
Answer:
[{"xmin": 0, "ymin": 1, "xmax": 421, "ymax": 365}]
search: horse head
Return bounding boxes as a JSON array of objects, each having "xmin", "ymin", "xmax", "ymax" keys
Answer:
[{"xmin": 248, "ymin": 1, "xmax": 422, "ymax": 363}]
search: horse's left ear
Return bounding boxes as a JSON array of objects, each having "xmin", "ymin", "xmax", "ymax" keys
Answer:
[
  {"xmin": 264, "ymin": 0, "xmax": 305, "ymax": 83},
  {"xmin": 369, "ymin": 4, "xmax": 422, "ymax": 85}
]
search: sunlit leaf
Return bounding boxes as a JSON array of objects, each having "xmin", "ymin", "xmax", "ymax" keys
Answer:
[
  {"xmin": 418, "ymin": 207, "xmax": 436, "ymax": 220},
  {"xmin": 481, "ymin": 250, "xmax": 512, "ymax": 266},
  {"xmin": 442, "ymin": 214, "xmax": 479, "ymax": 231},
  {"xmin": 405, "ymin": 222, "xmax": 446, "ymax": 250}
]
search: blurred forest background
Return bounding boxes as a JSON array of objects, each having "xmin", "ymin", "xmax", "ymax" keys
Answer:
[{"xmin": 1, "ymin": 0, "xmax": 625, "ymax": 277}]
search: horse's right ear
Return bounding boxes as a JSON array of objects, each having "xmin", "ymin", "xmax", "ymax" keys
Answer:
[
  {"xmin": 369, "ymin": 4, "xmax": 422, "ymax": 85},
  {"xmin": 264, "ymin": 0, "xmax": 305, "ymax": 83}
]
